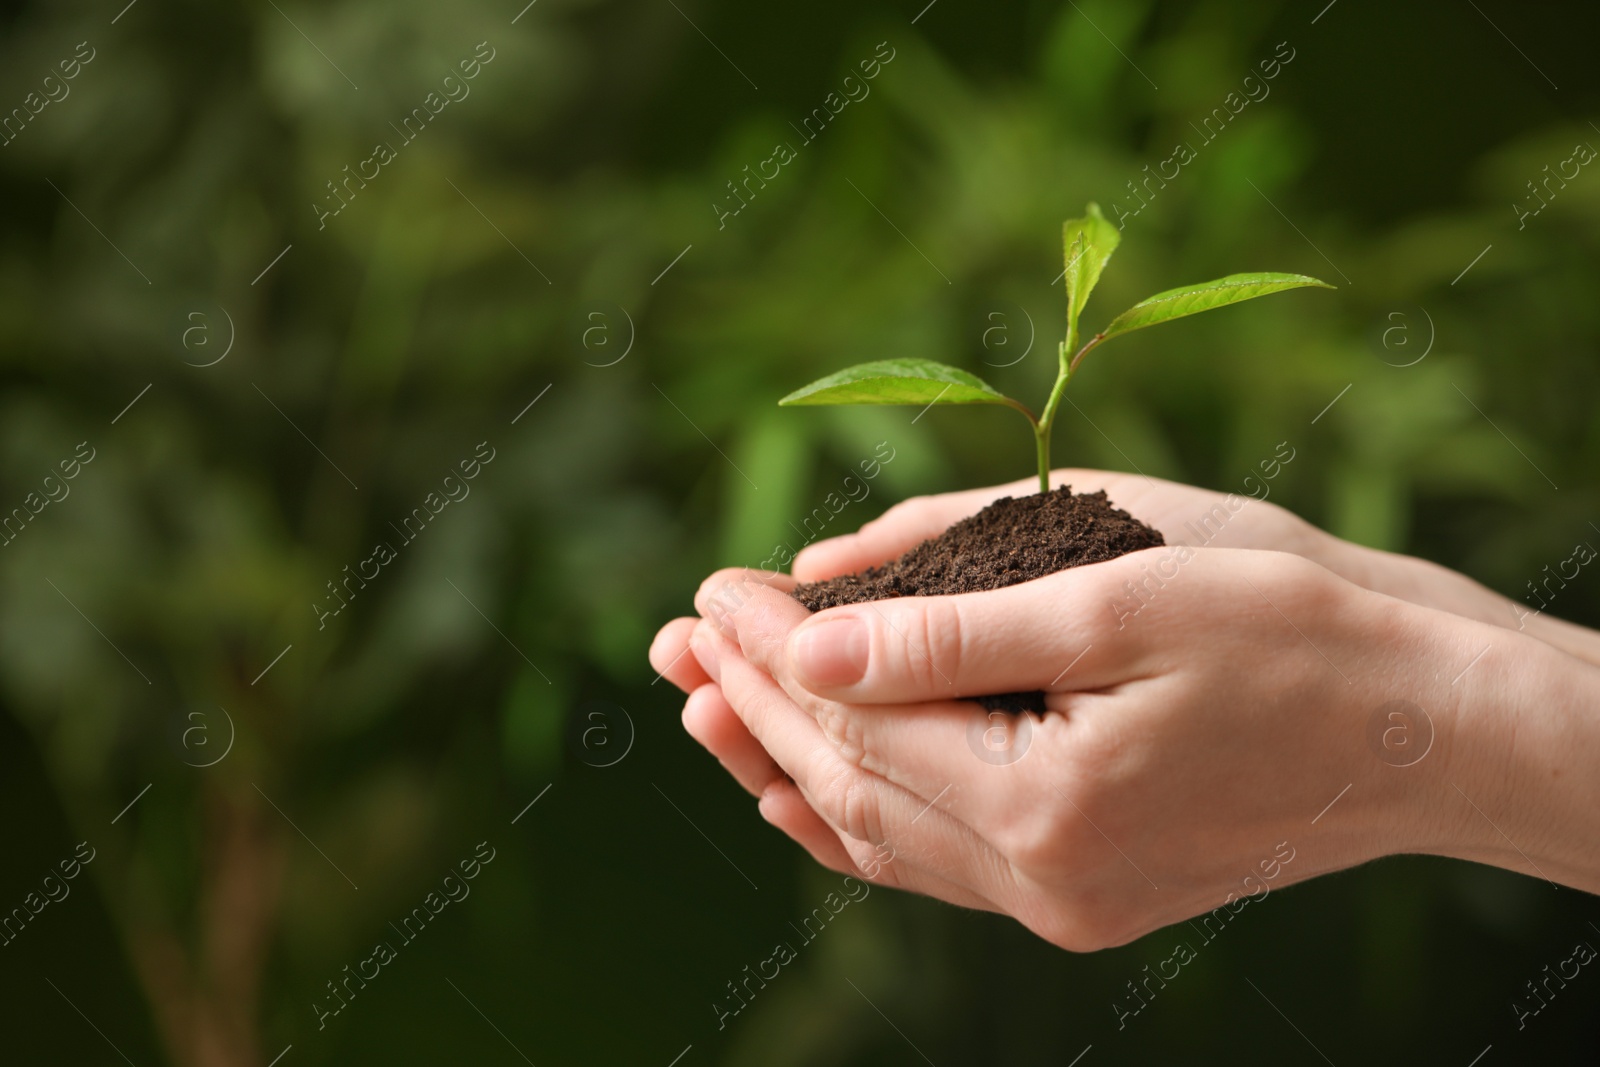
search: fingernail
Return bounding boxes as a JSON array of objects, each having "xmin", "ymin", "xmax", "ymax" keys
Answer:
[
  {"xmin": 792, "ymin": 617, "xmax": 868, "ymax": 688},
  {"xmin": 756, "ymin": 783, "xmax": 779, "ymax": 823},
  {"xmin": 705, "ymin": 602, "xmax": 737, "ymax": 642},
  {"xmin": 691, "ymin": 632, "xmax": 721, "ymax": 682}
]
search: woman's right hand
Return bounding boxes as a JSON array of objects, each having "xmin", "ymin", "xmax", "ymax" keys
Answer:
[
  {"xmin": 647, "ymin": 466, "xmax": 1600, "ymax": 875},
  {"xmin": 791, "ymin": 468, "xmax": 1600, "ymax": 667}
]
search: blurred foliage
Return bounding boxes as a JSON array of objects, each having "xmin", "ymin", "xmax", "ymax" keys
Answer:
[{"xmin": 0, "ymin": 0, "xmax": 1597, "ymax": 1063}]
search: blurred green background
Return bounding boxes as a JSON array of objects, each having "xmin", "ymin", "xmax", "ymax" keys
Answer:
[{"xmin": 1, "ymin": 0, "xmax": 1598, "ymax": 1062}]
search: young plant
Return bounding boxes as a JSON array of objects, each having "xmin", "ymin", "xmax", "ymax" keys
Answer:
[{"xmin": 780, "ymin": 204, "xmax": 1334, "ymax": 493}]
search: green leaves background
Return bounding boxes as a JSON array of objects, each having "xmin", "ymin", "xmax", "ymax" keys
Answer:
[{"xmin": 0, "ymin": 0, "xmax": 1596, "ymax": 1064}]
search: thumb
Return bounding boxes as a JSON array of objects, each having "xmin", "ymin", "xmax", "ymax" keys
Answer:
[{"xmin": 783, "ymin": 567, "xmax": 1141, "ymax": 704}]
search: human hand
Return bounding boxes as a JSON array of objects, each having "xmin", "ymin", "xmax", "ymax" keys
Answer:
[
  {"xmin": 652, "ymin": 578, "xmax": 893, "ymax": 882},
  {"xmin": 789, "ymin": 467, "xmax": 1322, "ymax": 582},
  {"xmin": 672, "ymin": 550, "xmax": 1600, "ymax": 950},
  {"xmin": 645, "ymin": 468, "xmax": 1323, "ymax": 711},
  {"xmin": 791, "ymin": 468, "xmax": 1600, "ymax": 666}
]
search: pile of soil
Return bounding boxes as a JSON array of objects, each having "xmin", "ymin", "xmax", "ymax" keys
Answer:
[{"xmin": 791, "ymin": 487, "xmax": 1163, "ymax": 712}]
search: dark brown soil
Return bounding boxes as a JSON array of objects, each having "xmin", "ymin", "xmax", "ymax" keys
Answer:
[{"xmin": 792, "ymin": 487, "xmax": 1163, "ymax": 713}]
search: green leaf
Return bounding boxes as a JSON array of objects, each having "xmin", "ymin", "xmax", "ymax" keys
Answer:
[
  {"xmin": 778, "ymin": 359, "xmax": 1023, "ymax": 409},
  {"xmin": 1062, "ymin": 203, "xmax": 1122, "ymax": 344},
  {"xmin": 1099, "ymin": 272, "xmax": 1334, "ymax": 342}
]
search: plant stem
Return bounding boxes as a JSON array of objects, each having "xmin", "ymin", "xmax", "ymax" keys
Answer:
[
  {"xmin": 1036, "ymin": 362, "xmax": 1071, "ymax": 492},
  {"xmin": 1069, "ymin": 333, "xmax": 1106, "ymax": 375},
  {"xmin": 1034, "ymin": 331, "xmax": 1077, "ymax": 493},
  {"xmin": 1031, "ymin": 331, "xmax": 1109, "ymax": 492},
  {"xmin": 1034, "ymin": 420, "xmax": 1052, "ymax": 494}
]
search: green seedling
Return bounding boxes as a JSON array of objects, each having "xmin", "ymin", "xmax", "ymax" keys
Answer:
[{"xmin": 780, "ymin": 204, "xmax": 1334, "ymax": 493}]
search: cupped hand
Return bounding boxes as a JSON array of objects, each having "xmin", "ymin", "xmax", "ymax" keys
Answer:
[
  {"xmin": 650, "ymin": 468, "xmax": 1595, "ymax": 727},
  {"xmin": 789, "ymin": 468, "xmax": 1600, "ymax": 665},
  {"xmin": 790, "ymin": 467, "xmax": 1321, "ymax": 583},
  {"xmin": 645, "ymin": 469, "xmax": 1339, "ymax": 808},
  {"xmin": 672, "ymin": 549, "xmax": 1596, "ymax": 949},
  {"xmin": 650, "ymin": 580, "xmax": 891, "ymax": 880}
]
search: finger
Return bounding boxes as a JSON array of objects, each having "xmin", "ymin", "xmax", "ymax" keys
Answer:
[
  {"xmin": 696, "ymin": 578, "xmax": 814, "ymax": 681},
  {"xmin": 700, "ymin": 625, "xmax": 1011, "ymax": 905},
  {"xmin": 817, "ymin": 695, "xmax": 1074, "ymax": 836},
  {"xmin": 651, "ymin": 617, "xmax": 711, "ymax": 693},
  {"xmin": 759, "ymin": 779, "xmax": 1002, "ymax": 912},
  {"xmin": 681, "ymin": 625, "xmax": 1008, "ymax": 910},
  {"xmin": 681, "ymin": 683, "xmax": 785, "ymax": 798},
  {"xmin": 695, "ymin": 567, "xmax": 797, "ymax": 632},
  {"xmin": 756, "ymin": 778, "xmax": 864, "ymax": 875},
  {"xmin": 783, "ymin": 556, "xmax": 1154, "ymax": 704},
  {"xmin": 758, "ymin": 780, "xmax": 998, "ymax": 915},
  {"xmin": 690, "ymin": 584, "xmax": 1045, "ymax": 838}
]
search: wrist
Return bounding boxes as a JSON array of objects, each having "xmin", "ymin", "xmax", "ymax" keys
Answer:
[
  {"xmin": 1410, "ymin": 610, "xmax": 1600, "ymax": 893},
  {"xmin": 1514, "ymin": 610, "xmax": 1600, "ymax": 670},
  {"xmin": 1333, "ymin": 538, "xmax": 1600, "ymax": 668}
]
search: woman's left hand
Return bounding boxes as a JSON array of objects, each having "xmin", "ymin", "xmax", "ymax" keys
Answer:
[{"xmin": 662, "ymin": 548, "xmax": 1600, "ymax": 950}]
